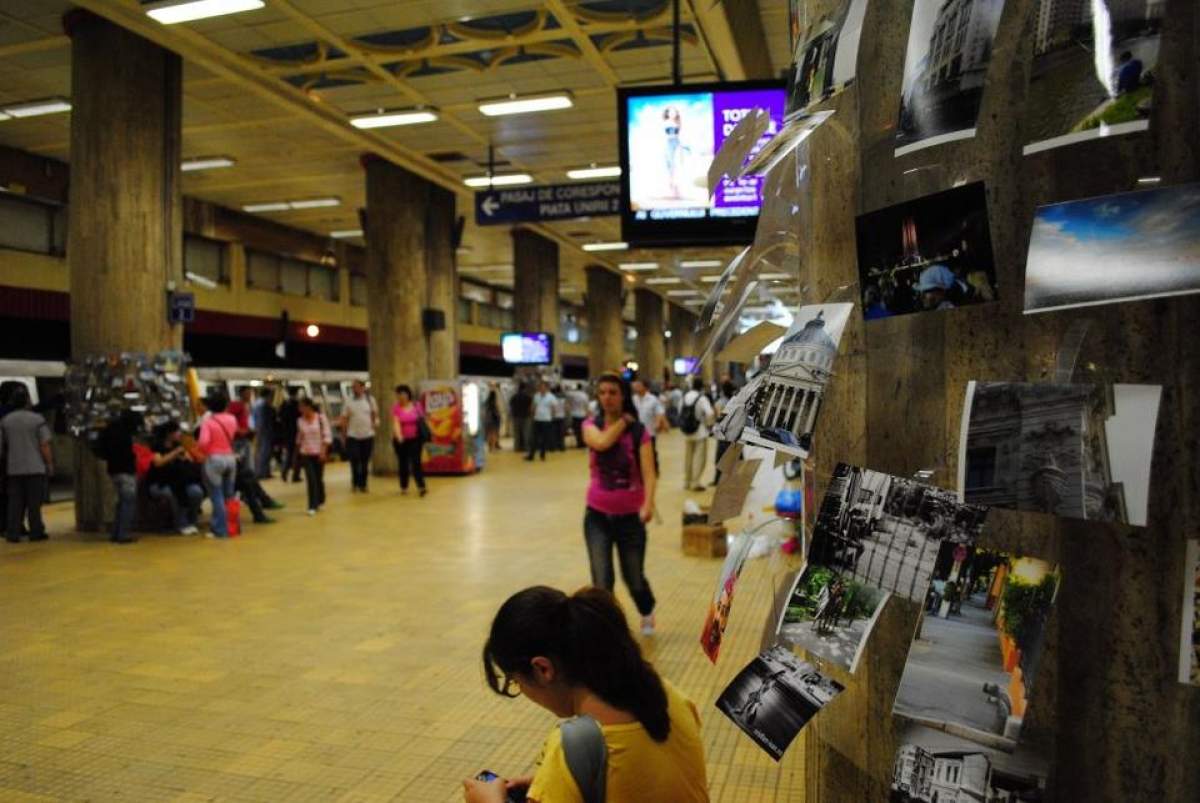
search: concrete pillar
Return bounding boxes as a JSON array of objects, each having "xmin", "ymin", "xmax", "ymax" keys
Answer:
[
  {"xmin": 634, "ymin": 288, "xmax": 666, "ymax": 387},
  {"xmin": 512, "ymin": 229, "xmax": 560, "ymax": 358},
  {"xmin": 364, "ymin": 156, "xmax": 452, "ymax": 473},
  {"xmin": 65, "ymin": 11, "xmax": 183, "ymax": 531},
  {"xmin": 585, "ymin": 266, "xmax": 624, "ymax": 379}
]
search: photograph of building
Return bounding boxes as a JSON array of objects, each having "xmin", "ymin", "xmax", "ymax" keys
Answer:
[
  {"xmin": 810, "ymin": 463, "xmax": 989, "ymax": 603},
  {"xmin": 776, "ymin": 561, "xmax": 890, "ymax": 672},
  {"xmin": 717, "ymin": 645, "xmax": 845, "ymax": 761},
  {"xmin": 1025, "ymin": 0, "xmax": 1165, "ymax": 154},
  {"xmin": 739, "ymin": 303, "xmax": 853, "ymax": 459},
  {"xmin": 896, "ymin": 0, "xmax": 1007, "ymax": 155},
  {"xmin": 1024, "ymin": 182, "xmax": 1200, "ymax": 314},
  {"xmin": 788, "ymin": 0, "xmax": 870, "ymax": 114},
  {"xmin": 959, "ymin": 381, "xmax": 1162, "ymax": 526},
  {"xmin": 855, "ymin": 182, "xmax": 998, "ymax": 319}
]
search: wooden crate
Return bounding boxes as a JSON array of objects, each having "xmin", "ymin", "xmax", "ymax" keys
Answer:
[{"xmin": 682, "ymin": 523, "xmax": 728, "ymax": 558}]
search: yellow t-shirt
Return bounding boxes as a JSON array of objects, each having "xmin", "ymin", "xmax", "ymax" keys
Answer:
[{"xmin": 526, "ymin": 680, "xmax": 709, "ymax": 803}]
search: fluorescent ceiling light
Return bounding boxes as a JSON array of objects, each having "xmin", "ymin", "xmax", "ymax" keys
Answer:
[
  {"xmin": 667, "ymin": 289, "xmax": 701, "ymax": 297},
  {"xmin": 243, "ymin": 202, "xmax": 289, "ymax": 213},
  {"xmin": 699, "ymin": 275, "xmax": 722, "ymax": 283},
  {"xmin": 289, "ymin": 197, "xmax": 340, "ymax": 209},
  {"xmin": 566, "ymin": 165, "xmax": 621, "ymax": 180},
  {"xmin": 145, "ymin": 0, "xmax": 265, "ymax": 25},
  {"xmin": 0, "ymin": 111, "xmax": 11, "ymax": 121},
  {"xmin": 464, "ymin": 173, "xmax": 533, "ymax": 188},
  {"xmin": 680, "ymin": 259, "xmax": 723, "ymax": 268},
  {"xmin": 330, "ymin": 229, "xmax": 363, "ymax": 239},
  {"xmin": 619, "ymin": 262, "xmax": 658, "ymax": 272},
  {"xmin": 644, "ymin": 277, "xmax": 682, "ymax": 285},
  {"xmin": 181, "ymin": 156, "xmax": 235, "ymax": 172},
  {"xmin": 478, "ymin": 92, "xmax": 572, "ymax": 117},
  {"xmin": 2, "ymin": 97, "xmax": 71, "ymax": 118},
  {"xmin": 350, "ymin": 108, "xmax": 438, "ymax": 129},
  {"xmin": 184, "ymin": 271, "xmax": 218, "ymax": 290},
  {"xmin": 582, "ymin": 241, "xmax": 627, "ymax": 252},
  {"xmin": 1138, "ymin": 176, "xmax": 1161, "ymax": 185},
  {"xmin": 758, "ymin": 273, "xmax": 792, "ymax": 280}
]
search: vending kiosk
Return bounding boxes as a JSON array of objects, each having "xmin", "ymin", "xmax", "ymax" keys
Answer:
[{"xmin": 419, "ymin": 379, "xmax": 479, "ymax": 475}]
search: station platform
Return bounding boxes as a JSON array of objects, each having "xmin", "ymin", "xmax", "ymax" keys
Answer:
[{"xmin": 0, "ymin": 433, "xmax": 801, "ymax": 802}]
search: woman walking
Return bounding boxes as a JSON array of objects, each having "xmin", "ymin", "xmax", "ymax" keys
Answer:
[
  {"xmin": 580, "ymin": 373, "xmax": 659, "ymax": 636},
  {"xmin": 484, "ymin": 383, "xmax": 502, "ymax": 452},
  {"xmin": 296, "ymin": 398, "xmax": 331, "ymax": 515},
  {"xmin": 197, "ymin": 393, "xmax": 239, "ymax": 538},
  {"xmin": 391, "ymin": 384, "xmax": 426, "ymax": 497}
]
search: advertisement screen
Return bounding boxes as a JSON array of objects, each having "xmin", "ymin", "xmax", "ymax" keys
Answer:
[
  {"xmin": 673, "ymin": 357, "xmax": 700, "ymax": 376},
  {"xmin": 619, "ymin": 80, "xmax": 786, "ymax": 246},
  {"xmin": 501, "ymin": 332, "xmax": 554, "ymax": 365}
]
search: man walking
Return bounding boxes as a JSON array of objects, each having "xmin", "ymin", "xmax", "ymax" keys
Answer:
[
  {"xmin": 567, "ymin": 382, "xmax": 590, "ymax": 448},
  {"xmin": 681, "ymin": 377, "xmax": 714, "ymax": 491},
  {"xmin": 510, "ymin": 383, "xmax": 533, "ymax": 455},
  {"xmin": 525, "ymin": 381, "xmax": 555, "ymax": 462},
  {"xmin": 631, "ymin": 378, "xmax": 668, "ymax": 475},
  {"xmin": 251, "ymin": 387, "xmax": 276, "ymax": 479},
  {"xmin": 1, "ymin": 385, "xmax": 53, "ymax": 543},
  {"xmin": 339, "ymin": 379, "xmax": 379, "ymax": 492},
  {"xmin": 278, "ymin": 386, "xmax": 302, "ymax": 482}
]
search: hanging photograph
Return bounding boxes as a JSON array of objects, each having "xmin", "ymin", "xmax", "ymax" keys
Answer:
[
  {"xmin": 855, "ymin": 182, "xmax": 999, "ymax": 320},
  {"xmin": 809, "ymin": 463, "xmax": 989, "ymax": 603},
  {"xmin": 716, "ymin": 645, "xmax": 845, "ymax": 761},
  {"xmin": 1024, "ymin": 0, "xmax": 1165, "ymax": 155},
  {"xmin": 894, "ymin": 548, "xmax": 1059, "ymax": 749},
  {"xmin": 700, "ymin": 532, "xmax": 757, "ymax": 663},
  {"xmin": 895, "ymin": 0, "xmax": 1007, "ymax": 156},
  {"xmin": 1023, "ymin": 182, "xmax": 1200, "ymax": 314},
  {"xmin": 891, "ymin": 715, "xmax": 1049, "ymax": 802},
  {"xmin": 775, "ymin": 561, "xmax": 890, "ymax": 673},
  {"xmin": 1179, "ymin": 540, "xmax": 1199, "ymax": 686},
  {"xmin": 788, "ymin": 0, "xmax": 870, "ymax": 115},
  {"xmin": 738, "ymin": 302, "xmax": 854, "ymax": 459},
  {"xmin": 958, "ymin": 381, "xmax": 1162, "ymax": 526}
]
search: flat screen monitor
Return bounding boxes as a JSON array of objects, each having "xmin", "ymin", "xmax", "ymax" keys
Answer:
[
  {"xmin": 673, "ymin": 357, "xmax": 699, "ymax": 376},
  {"xmin": 501, "ymin": 332, "xmax": 554, "ymax": 365},
  {"xmin": 617, "ymin": 80, "xmax": 787, "ymax": 247}
]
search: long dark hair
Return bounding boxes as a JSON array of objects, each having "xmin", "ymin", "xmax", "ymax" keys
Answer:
[
  {"xmin": 482, "ymin": 586, "xmax": 670, "ymax": 742},
  {"xmin": 595, "ymin": 372, "xmax": 638, "ymax": 421}
]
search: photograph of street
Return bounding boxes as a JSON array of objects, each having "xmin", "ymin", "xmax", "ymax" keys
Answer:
[
  {"xmin": 809, "ymin": 463, "xmax": 989, "ymax": 603},
  {"xmin": 788, "ymin": 0, "xmax": 869, "ymax": 114},
  {"xmin": 1024, "ymin": 0, "xmax": 1165, "ymax": 155},
  {"xmin": 739, "ymin": 303, "xmax": 853, "ymax": 459},
  {"xmin": 890, "ymin": 716, "xmax": 1049, "ymax": 802},
  {"xmin": 776, "ymin": 561, "xmax": 890, "ymax": 673},
  {"xmin": 716, "ymin": 645, "xmax": 845, "ymax": 761},
  {"xmin": 1181, "ymin": 540, "xmax": 1199, "ymax": 686},
  {"xmin": 959, "ymin": 381, "xmax": 1163, "ymax": 526},
  {"xmin": 1024, "ymin": 182, "xmax": 1200, "ymax": 315},
  {"xmin": 700, "ymin": 532, "xmax": 756, "ymax": 663},
  {"xmin": 855, "ymin": 182, "xmax": 998, "ymax": 319},
  {"xmin": 894, "ymin": 549, "xmax": 1059, "ymax": 748},
  {"xmin": 896, "ymin": 0, "xmax": 1007, "ymax": 155}
]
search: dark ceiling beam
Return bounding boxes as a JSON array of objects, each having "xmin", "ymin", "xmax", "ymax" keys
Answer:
[{"xmin": 686, "ymin": 0, "xmax": 774, "ymax": 80}]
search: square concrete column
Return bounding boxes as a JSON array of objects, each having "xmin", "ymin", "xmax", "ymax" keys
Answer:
[
  {"xmin": 634, "ymin": 288, "xmax": 666, "ymax": 387},
  {"xmin": 585, "ymin": 266, "xmax": 625, "ymax": 378},
  {"xmin": 512, "ymin": 229, "xmax": 560, "ymax": 358}
]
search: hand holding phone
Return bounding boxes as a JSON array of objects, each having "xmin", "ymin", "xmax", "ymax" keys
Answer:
[{"xmin": 472, "ymin": 771, "xmax": 528, "ymax": 803}]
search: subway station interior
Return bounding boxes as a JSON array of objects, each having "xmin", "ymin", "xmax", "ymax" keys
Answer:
[{"xmin": 0, "ymin": 1, "xmax": 1197, "ymax": 801}]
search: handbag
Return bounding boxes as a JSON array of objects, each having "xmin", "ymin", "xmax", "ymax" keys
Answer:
[{"xmin": 416, "ymin": 415, "xmax": 432, "ymax": 443}]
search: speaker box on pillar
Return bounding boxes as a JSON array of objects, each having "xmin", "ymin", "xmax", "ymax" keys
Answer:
[{"xmin": 422, "ymin": 308, "xmax": 446, "ymax": 332}]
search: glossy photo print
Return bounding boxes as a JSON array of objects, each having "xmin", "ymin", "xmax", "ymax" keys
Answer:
[
  {"xmin": 700, "ymin": 532, "xmax": 756, "ymax": 664},
  {"xmin": 896, "ymin": 0, "xmax": 1007, "ymax": 156},
  {"xmin": 787, "ymin": 0, "xmax": 869, "ymax": 115},
  {"xmin": 1023, "ymin": 183, "xmax": 1200, "ymax": 314},
  {"xmin": 1024, "ymin": 0, "xmax": 1164, "ymax": 155},
  {"xmin": 959, "ymin": 381, "xmax": 1162, "ymax": 526},
  {"xmin": 856, "ymin": 182, "xmax": 998, "ymax": 320},
  {"xmin": 775, "ymin": 561, "xmax": 890, "ymax": 673}
]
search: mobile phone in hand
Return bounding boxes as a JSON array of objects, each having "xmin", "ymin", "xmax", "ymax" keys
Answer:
[{"xmin": 474, "ymin": 771, "xmax": 528, "ymax": 803}]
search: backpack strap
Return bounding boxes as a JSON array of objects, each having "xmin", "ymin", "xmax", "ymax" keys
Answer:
[{"xmin": 559, "ymin": 715, "xmax": 607, "ymax": 803}]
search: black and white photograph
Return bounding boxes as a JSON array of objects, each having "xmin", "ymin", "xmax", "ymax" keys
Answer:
[
  {"xmin": 856, "ymin": 182, "xmax": 998, "ymax": 320},
  {"xmin": 896, "ymin": 0, "xmax": 1007, "ymax": 156},
  {"xmin": 716, "ymin": 645, "xmax": 845, "ymax": 761},
  {"xmin": 809, "ymin": 463, "xmax": 989, "ymax": 603},
  {"xmin": 1024, "ymin": 0, "xmax": 1165, "ymax": 155},
  {"xmin": 775, "ymin": 560, "xmax": 890, "ymax": 673},
  {"xmin": 1023, "ymin": 182, "xmax": 1200, "ymax": 314},
  {"xmin": 787, "ymin": 0, "xmax": 869, "ymax": 115},
  {"xmin": 1179, "ymin": 540, "xmax": 1199, "ymax": 686},
  {"xmin": 895, "ymin": 548, "xmax": 1059, "ymax": 747},
  {"xmin": 738, "ymin": 303, "xmax": 853, "ymax": 459},
  {"xmin": 959, "ymin": 381, "xmax": 1162, "ymax": 526},
  {"xmin": 890, "ymin": 716, "xmax": 1049, "ymax": 802}
]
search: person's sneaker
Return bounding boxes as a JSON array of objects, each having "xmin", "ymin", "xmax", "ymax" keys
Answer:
[
  {"xmin": 114, "ymin": 537, "xmax": 138, "ymax": 545},
  {"xmin": 264, "ymin": 499, "xmax": 284, "ymax": 510},
  {"xmin": 419, "ymin": 487, "xmax": 427, "ymax": 498},
  {"xmin": 182, "ymin": 525, "xmax": 199, "ymax": 535},
  {"xmin": 205, "ymin": 532, "xmax": 219, "ymax": 539},
  {"xmin": 5, "ymin": 537, "xmax": 20, "ymax": 544},
  {"xmin": 28, "ymin": 533, "xmax": 48, "ymax": 542},
  {"xmin": 400, "ymin": 488, "xmax": 408, "ymax": 496},
  {"xmin": 254, "ymin": 516, "xmax": 277, "ymax": 524},
  {"xmin": 640, "ymin": 615, "xmax": 656, "ymax": 636},
  {"xmin": 306, "ymin": 509, "xmax": 316, "ymax": 516}
]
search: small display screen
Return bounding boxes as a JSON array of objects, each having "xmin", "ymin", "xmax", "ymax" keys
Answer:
[
  {"xmin": 501, "ymin": 332, "xmax": 554, "ymax": 365},
  {"xmin": 673, "ymin": 357, "xmax": 699, "ymax": 375}
]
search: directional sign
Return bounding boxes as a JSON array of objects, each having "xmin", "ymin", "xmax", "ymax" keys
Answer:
[{"xmin": 474, "ymin": 180, "xmax": 621, "ymax": 226}]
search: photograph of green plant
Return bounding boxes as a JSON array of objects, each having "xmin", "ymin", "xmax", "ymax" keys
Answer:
[{"xmin": 775, "ymin": 562, "xmax": 890, "ymax": 673}]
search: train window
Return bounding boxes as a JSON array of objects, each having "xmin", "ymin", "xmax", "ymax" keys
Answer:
[
  {"xmin": 460, "ymin": 281, "xmax": 493, "ymax": 305},
  {"xmin": 457, "ymin": 298, "xmax": 473, "ymax": 324},
  {"xmin": 349, "ymin": 274, "xmax": 367, "ymax": 306},
  {"xmin": 280, "ymin": 257, "xmax": 308, "ymax": 296},
  {"xmin": 0, "ymin": 195, "xmax": 57, "ymax": 254},
  {"xmin": 184, "ymin": 235, "xmax": 228, "ymax": 284},
  {"xmin": 247, "ymin": 249, "xmax": 281, "ymax": 291},
  {"xmin": 309, "ymin": 265, "xmax": 338, "ymax": 302}
]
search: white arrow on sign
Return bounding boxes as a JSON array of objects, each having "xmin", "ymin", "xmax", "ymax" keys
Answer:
[{"xmin": 481, "ymin": 196, "xmax": 500, "ymax": 217}]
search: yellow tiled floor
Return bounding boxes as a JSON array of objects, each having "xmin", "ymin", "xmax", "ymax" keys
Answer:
[{"xmin": 1, "ymin": 433, "xmax": 804, "ymax": 801}]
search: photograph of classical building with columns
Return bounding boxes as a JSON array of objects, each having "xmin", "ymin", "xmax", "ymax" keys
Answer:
[{"xmin": 738, "ymin": 303, "xmax": 852, "ymax": 460}]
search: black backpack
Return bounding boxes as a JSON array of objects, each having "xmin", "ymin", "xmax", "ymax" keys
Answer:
[{"xmin": 680, "ymin": 396, "xmax": 700, "ymax": 435}]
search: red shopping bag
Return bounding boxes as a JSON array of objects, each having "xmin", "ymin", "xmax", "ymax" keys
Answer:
[{"xmin": 225, "ymin": 498, "xmax": 242, "ymax": 537}]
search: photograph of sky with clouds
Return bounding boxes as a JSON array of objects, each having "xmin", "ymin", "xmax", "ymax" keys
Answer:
[{"xmin": 1024, "ymin": 182, "xmax": 1200, "ymax": 314}]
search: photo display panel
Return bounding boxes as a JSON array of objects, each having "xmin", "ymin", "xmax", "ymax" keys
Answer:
[{"xmin": 619, "ymin": 80, "xmax": 786, "ymax": 246}]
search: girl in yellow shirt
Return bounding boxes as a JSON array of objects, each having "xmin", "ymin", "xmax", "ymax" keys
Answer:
[{"xmin": 464, "ymin": 586, "xmax": 710, "ymax": 803}]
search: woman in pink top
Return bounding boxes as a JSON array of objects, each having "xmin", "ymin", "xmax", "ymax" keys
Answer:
[
  {"xmin": 391, "ymin": 384, "xmax": 427, "ymax": 497},
  {"xmin": 296, "ymin": 398, "xmax": 332, "ymax": 515},
  {"xmin": 198, "ymin": 393, "xmax": 239, "ymax": 538},
  {"xmin": 581, "ymin": 373, "xmax": 659, "ymax": 635}
]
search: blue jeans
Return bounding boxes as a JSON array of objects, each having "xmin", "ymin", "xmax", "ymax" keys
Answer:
[
  {"xmin": 111, "ymin": 473, "xmax": 137, "ymax": 541},
  {"xmin": 203, "ymin": 454, "xmax": 237, "ymax": 536},
  {"xmin": 148, "ymin": 482, "xmax": 204, "ymax": 531},
  {"xmin": 583, "ymin": 507, "xmax": 656, "ymax": 616}
]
